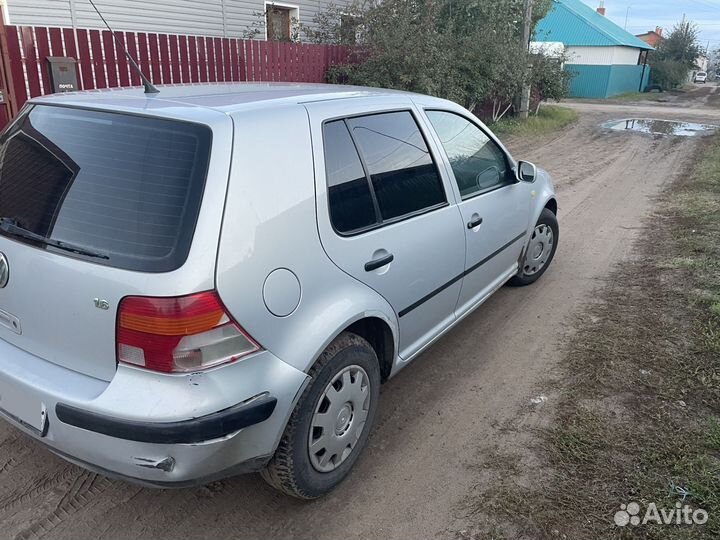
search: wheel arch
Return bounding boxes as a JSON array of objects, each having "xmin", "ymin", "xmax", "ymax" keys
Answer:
[
  {"xmin": 544, "ymin": 197, "xmax": 558, "ymax": 215},
  {"xmin": 344, "ymin": 317, "xmax": 395, "ymax": 382},
  {"xmin": 296, "ymin": 285, "xmax": 399, "ymax": 380}
]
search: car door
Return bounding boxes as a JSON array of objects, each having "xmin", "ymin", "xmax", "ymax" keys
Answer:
[
  {"xmin": 422, "ymin": 108, "xmax": 532, "ymax": 317},
  {"xmin": 307, "ymin": 100, "xmax": 466, "ymax": 360}
]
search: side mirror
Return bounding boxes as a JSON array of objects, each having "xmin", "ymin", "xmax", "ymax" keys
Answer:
[{"xmin": 517, "ymin": 161, "xmax": 537, "ymax": 183}]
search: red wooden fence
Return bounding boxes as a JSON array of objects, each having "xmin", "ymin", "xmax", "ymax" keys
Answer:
[{"xmin": 0, "ymin": 24, "xmax": 350, "ymax": 124}]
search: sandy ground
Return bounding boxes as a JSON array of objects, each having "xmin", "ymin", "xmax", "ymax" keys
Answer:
[{"xmin": 0, "ymin": 87, "xmax": 717, "ymax": 540}]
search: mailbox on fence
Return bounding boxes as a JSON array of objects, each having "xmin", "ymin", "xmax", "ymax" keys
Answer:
[{"xmin": 46, "ymin": 57, "xmax": 79, "ymax": 93}]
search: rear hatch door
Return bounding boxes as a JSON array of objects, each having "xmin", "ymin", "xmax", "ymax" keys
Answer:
[{"xmin": 0, "ymin": 103, "xmax": 227, "ymax": 381}]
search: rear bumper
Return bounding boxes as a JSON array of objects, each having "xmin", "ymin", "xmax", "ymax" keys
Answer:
[
  {"xmin": 55, "ymin": 394, "xmax": 277, "ymax": 444},
  {"xmin": 0, "ymin": 337, "xmax": 308, "ymax": 486}
]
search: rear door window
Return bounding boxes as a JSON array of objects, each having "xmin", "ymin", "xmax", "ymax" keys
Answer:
[
  {"xmin": 346, "ymin": 111, "xmax": 446, "ymax": 220},
  {"xmin": 322, "ymin": 110, "xmax": 447, "ymax": 235},
  {"xmin": 323, "ymin": 120, "xmax": 378, "ymax": 234},
  {"xmin": 0, "ymin": 105, "xmax": 212, "ymax": 272}
]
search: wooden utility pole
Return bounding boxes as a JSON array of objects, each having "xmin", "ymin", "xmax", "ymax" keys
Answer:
[{"xmin": 518, "ymin": 0, "xmax": 533, "ymax": 119}]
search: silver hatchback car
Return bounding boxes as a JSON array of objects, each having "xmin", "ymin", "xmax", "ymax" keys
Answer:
[{"xmin": 0, "ymin": 83, "xmax": 557, "ymax": 499}]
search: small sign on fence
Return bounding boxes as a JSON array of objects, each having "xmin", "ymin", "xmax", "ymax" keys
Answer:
[{"xmin": 47, "ymin": 57, "xmax": 79, "ymax": 93}]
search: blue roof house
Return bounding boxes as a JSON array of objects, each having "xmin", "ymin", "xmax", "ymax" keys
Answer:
[{"xmin": 534, "ymin": 0, "xmax": 654, "ymax": 98}]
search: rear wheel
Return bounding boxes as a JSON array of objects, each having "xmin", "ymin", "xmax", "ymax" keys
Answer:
[
  {"xmin": 261, "ymin": 332, "xmax": 380, "ymax": 499},
  {"xmin": 509, "ymin": 208, "xmax": 559, "ymax": 286}
]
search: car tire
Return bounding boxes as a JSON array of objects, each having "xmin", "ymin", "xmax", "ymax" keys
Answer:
[
  {"xmin": 260, "ymin": 332, "xmax": 381, "ymax": 499},
  {"xmin": 508, "ymin": 208, "xmax": 559, "ymax": 287}
]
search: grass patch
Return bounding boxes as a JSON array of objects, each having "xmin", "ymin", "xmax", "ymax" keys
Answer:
[
  {"xmin": 464, "ymin": 135, "xmax": 720, "ymax": 539},
  {"xmin": 613, "ymin": 91, "xmax": 668, "ymax": 102},
  {"xmin": 608, "ymin": 86, "xmax": 694, "ymax": 102},
  {"xmin": 491, "ymin": 105, "xmax": 578, "ymax": 137}
]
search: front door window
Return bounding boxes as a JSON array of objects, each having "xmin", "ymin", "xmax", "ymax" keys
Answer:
[{"xmin": 425, "ymin": 110, "xmax": 512, "ymax": 198}]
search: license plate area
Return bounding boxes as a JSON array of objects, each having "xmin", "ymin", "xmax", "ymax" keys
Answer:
[{"xmin": 0, "ymin": 379, "xmax": 48, "ymax": 435}]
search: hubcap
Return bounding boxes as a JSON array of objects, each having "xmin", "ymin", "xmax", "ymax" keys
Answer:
[
  {"xmin": 308, "ymin": 365, "xmax": 371, "ymax": 473},
  {"xmin": 335, "ymin": 404, "xmax": 353, "ymax": 435},
  {"xmin": 523, "ymin": 224, "xmax": 554, "ymax": 276}
]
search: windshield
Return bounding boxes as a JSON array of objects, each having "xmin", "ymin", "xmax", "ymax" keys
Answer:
[{"xmin": 0, "ymin": 105, "xmax": 212, "ymax": 272}]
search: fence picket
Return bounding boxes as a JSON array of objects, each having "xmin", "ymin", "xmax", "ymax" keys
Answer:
[
  {"xmin": 230, "ymin": 39, "xmax": 240, "ymax": 81},
  {"xmin": 49, "ymin": 27, "xmax": 63, "ymax": 56},
  {"xmin": 222, "ymin": 38, "xmax": 231, "ymax": 82},
  {"xmin": 169, "ymin": 34, "xmax": 180, "ymax": 83},
  {"xmin": 89, "ymin": 30, "xmax": 106, "ymax": 88},
  {"xmin": 114, "ymin": 31, "xmax": 129, "ymax": 87},
  {"xmin": 197, "ymin": 36, "xmax": 207, "ymax": 82},
  {"xmin": 179, "ymin": 34, "xmax": 190, "ymax": 83},
  {"xmin": 62, "ymin": 27, "xmax": 81, "ymax": 90},
  {"xmin": 214, "ymin": 37, "xmax": 224, "ymax": 82},
  {"xmin": 34, "ymin": 27, "xmax": 52, "ymax": 92},
  {"xmin": 159, "ymin": 34, "xmax": 171, "ymax": 84},
  {"xmin": 125, "ymin": 32, "xmax": 141, "ymax": 86},
  {"xmin": 188, "ymin": 35, "xmax": 198, "ymax": 82},
  {"xmin": 148, "ymin": 33, "xmax": 161, "ymax": 84},
  {"xmin": 6, "ymin": 27, "xmax": 27, "ymax": 108},
  {"xmin": 76, "ymin": 29, "xmax": 94, "ymax": 90},
  {"xmin": 205, "ymin": 36, "xmax": 215, "ymax": 82},
  {"xmin": 102, "ymin": 31, "xmax": 118, "ymax": 87},
  {"xmin": 19, "ymin": 27, "xmax": 40, "ymax": 97},
  {"xmin": 137, "ymin": 33, "xmax": 151, "ymax": 85}
]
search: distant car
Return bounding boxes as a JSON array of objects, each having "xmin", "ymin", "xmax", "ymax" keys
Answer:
[
  {"xmin": 0, "ymin": 83, "xmax": 558, "ymax": 498},
  {"xmin": 694, "ymin": 72, "xmax": 708, "ymax": 83}
]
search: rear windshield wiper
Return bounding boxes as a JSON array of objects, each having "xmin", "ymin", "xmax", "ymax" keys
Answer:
[{"xmin": 0, "ymin": 218, "xmax": 110, "ymax": 260}]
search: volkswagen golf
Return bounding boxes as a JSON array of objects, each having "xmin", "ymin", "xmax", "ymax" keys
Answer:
[{"xmin": 0, "ymin": 83, "xmax": 558, "ymax": 498}]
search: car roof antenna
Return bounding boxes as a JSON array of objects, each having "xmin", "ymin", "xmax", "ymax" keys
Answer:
[{"xmin": 88, "ymin": 0, "xmax": 160, "ymax": 94}]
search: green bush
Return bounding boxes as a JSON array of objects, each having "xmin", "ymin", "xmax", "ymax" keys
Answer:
[
  {"xmin": 651, "ymin": 59, "xmax": 692, "ymax": 90},
  {"xmin": 322, "ymin": 0, "xmax": 564, "ymax": 122}
]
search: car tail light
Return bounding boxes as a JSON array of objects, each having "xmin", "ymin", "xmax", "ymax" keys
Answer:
[{"xmin": 117, "ymin": 291, "xmax": 261, "ymax": 373}]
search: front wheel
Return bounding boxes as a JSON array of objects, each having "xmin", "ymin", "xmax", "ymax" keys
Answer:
[
  {"xmin": 261, "ymin": 332, "xmax": 380, "ymax": 499},
  {"xmin": 508, "ymin": 208, "xmax": 559, "ymax": 286}
]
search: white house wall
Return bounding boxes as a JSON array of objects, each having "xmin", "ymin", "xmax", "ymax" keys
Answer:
[
  {"xmin": 7, "ymin": 0, "xmax": 75, "ymax": 27},
  {"xmin": 74, "ymin": 0, "xmax": 225, "ymax": 35},
  {"xmin": 566, "ymin": 45, "xmax": 640, "ymax": 66},
  {"xmin": 612, "ymin": 46, "xmax": 642, "ymax": 65},
  {"xmin": 3, "ymin": 0, "xmax": 350, "ymax": 38}
]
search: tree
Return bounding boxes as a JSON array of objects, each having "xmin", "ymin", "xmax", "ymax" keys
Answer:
[
  {"xmin": 321, "ymin": 0, "xmax": 560, "ymax": 121},
  {"xmin": 530, "ymin": 52, "xmax": 572, "ymax": 114},
  {"xmin": 655, "ymin": 21, "xmax": 703, "ymax": 69},
  {"xmin": 650, "ymin": 20, "xmax": 703, "ymax": 89},
  {"xmin": 707, "ymin": 46, "xmax": 720, "ymax": 77}
]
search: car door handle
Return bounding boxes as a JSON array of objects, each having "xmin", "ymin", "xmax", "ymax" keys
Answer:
[
  {"xmin": 467, "ymin": 216, "xmax": 483, "ymax": 229},
  {"xmin": 364, "ymin": 253, "xmax": 394, "ymax": 272}
]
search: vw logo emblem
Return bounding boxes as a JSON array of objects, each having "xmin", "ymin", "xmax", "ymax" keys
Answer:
[{"xmin": 0, "ymin": 252, "xmax": 9, "ymax": 288}]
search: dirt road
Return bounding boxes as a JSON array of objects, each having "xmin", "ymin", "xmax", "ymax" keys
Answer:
[{"xmin": 0, "ymin": 88, "xmax": 716, "ymax": 540}]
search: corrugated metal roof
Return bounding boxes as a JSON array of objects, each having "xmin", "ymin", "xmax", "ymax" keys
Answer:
[{"xmin": 536, "ymin": 0, "xmax": 654, "ymax": 50}]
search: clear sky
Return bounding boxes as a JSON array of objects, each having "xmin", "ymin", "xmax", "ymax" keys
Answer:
[{"xmin": 580, "ymin": 0, "xmax": 720, "ymax": 52}]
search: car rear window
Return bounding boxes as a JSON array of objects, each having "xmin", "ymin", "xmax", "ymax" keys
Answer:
[{"xmin": 0, "ymin": 105, "xmax": 212, "ymax": 272}]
